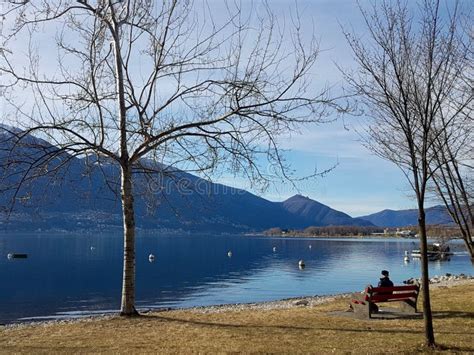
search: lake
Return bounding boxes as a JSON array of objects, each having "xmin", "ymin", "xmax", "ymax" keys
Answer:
[{"xmin": 1, "ymin": 233, "xmax": 472, "ymax": 324}]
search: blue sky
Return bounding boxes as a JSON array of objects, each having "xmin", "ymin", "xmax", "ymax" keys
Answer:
[
  {"xmin": 215, "ymin": 0, "xmax": 419, "ymax": 216},
  {"xmin": 215, "ymin": 0, "xmax": 473, "ymax": 217}
]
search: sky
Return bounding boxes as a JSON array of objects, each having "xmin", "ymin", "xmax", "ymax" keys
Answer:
[
  {"xmin": 0, "ymin": 0, "xmax": 469, "ymax": 217},
  {"xmin": 212, "ymin": 0, "xmax": 472, "ymax": 217},
  {"xmin": 213, "ymin": 0, "xmax": 419, "ymax": 216}
]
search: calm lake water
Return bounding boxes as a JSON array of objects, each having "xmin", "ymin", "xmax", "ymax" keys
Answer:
[{"xmin": 0, "ymin": 233, "xmax": 472, "ymax": 324}]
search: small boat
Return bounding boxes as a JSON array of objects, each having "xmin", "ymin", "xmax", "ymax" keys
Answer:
[
  {"xmin": 411, "ymin": 242, "xmax": 452, "ymax": 260},
  {"xmin": 7, "ymin": 253, "xmax": 28, "ymax": 259}
]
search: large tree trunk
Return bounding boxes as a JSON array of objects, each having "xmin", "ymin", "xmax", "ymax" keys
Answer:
[
  {"xmin": 111, "ymin": 14, "xmax": 138, "ymax": 317},
  {"xmin": 120, "ymin": 164, "xmax": 138, "ymax": 316},
  {"xmin": 418, "ymin": 207, "xmax": 435, "ymax": 347}
]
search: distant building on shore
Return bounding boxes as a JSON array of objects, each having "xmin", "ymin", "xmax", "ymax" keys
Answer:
[{"xmin": 395, "ymin": 228, "xmax": 416, "ymax": 237}]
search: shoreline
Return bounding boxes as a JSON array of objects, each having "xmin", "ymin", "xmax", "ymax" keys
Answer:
[
  {"xmin": 3, "ymin": 274, "xmax": 472, "ymax": 329},
  {"xmin": 1, "ymin": 231, "xmax": 465, "ymax": 240},
  {"xmin": 248, "ymin": 233, "xmax": 465, "ymax": 240},
  {"xmin": 186, "ymin": 274, "xmax": 473, "ymax": 314}
]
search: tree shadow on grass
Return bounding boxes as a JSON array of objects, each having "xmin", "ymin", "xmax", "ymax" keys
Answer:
[
  {"xmin": 330, "ymin": 308, "xmax": 474, "ymax": 321},
  {"xmin": 432, "ymin": 311, "xmax": 474, "ymax": 320},
  {"xmin": 144, "ymin": 314, "xmax": 423, "ymax": 335},
  {"xmin": 328, "ymin": 309, "xmax": 423, "ymax": 321},
  {"xmin": 143, "ymin": 314, "xmax": 313, "ymax": 331},
  {"xmin": 435, "ymin": 344, "xmax": 474, "ymax": 352}
]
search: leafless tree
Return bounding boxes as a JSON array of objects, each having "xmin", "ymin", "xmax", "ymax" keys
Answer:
[
  {"xmin": 429, "ymin": 16, "xmax": 473, "ymax": 259},
  {"xmin": 430, "ymin": 111, "xmax": 473, "ymax": 259},
  {"xmin": 341, "ymin": 0, "xmax": 472, "ymax": 347},
  {"xmin": 0, "ymin": 1, "xmax": 339, "ymax": 316}
]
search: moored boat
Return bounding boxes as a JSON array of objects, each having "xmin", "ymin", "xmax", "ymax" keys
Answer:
[
  {"xmin": 7, "ymin": 253, "xmax": 28, "ymax": 259},
  {"xmin": 411, "ymin": 242, "xmax": 452, "ymax": 260}
]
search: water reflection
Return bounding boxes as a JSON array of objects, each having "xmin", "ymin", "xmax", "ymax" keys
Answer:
[{"xmin": 0, "ymin": 233, "xmax": 471, "ymax": 324}]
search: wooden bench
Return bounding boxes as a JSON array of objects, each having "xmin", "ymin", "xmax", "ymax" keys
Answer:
[{"xmin": 350, "ymin": 284, "xmax": 419, "ymax": 318}]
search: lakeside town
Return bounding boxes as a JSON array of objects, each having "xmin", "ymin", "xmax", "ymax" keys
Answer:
[{"xmin": 262, "ymin": 225, "xmax": 463, "ymax": 239}]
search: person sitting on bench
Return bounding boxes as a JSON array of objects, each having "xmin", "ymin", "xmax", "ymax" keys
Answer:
[
  {"xmin": 377, "ymin": 270, "xmax": 394, "ymax": 289},
  {"xmin": 350, "ymin": 270, "xmax": 394, "ymax": 313},
  {"xmin": 349, "ymin": 271, "xmax": 419, "ymax": 318}
]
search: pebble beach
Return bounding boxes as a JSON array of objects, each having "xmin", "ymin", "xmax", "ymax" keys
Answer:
[{"xmin": 188, "ymin": 273, "xmax": 473, "ymax": 314}]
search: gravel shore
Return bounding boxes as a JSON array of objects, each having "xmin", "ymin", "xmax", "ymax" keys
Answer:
[{"xmin": 187, "ymin": 273, "xmax": 473, "ymax": 314}]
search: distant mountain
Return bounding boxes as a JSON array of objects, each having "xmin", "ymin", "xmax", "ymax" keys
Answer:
[
  {"xmin": 280, "ymin": 195, "xmax": 374, "ymax": 227},
  {"xmin": 359, "ymin": 205, "xmax": 452, "ymax": 227},
  {"xmin": 0, "ymin": 127, "xmax": 371, "ymax": 233}
]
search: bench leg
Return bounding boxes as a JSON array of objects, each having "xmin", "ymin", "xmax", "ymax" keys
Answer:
[
  {"xmin": 351, "ymin": 301, "xmax": 371, "ymax": 319},
  {"xmin": 350, "ymin": 294, "xmax": 377, "ymax": 319},
  {"xmin": 400, "ymin": 299, "xmax": 417, "ymax": 313}
]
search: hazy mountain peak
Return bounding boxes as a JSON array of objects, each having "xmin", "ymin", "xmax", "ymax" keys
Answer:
[
  {"xmin": 281, "ymin": 194, "xmax": 372, "ymax": 227},
  {"xmin": 286, "ymin": 194, "xmax": 310, "ymax": 200},
  {"xmin": 359, "ymin": 205, "xmax": 452, "ymax": 227}
]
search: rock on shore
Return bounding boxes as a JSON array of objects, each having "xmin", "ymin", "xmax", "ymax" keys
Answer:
[{"xmin": 403, "ymin": 273, "xmax": 473, "ymax": 286}]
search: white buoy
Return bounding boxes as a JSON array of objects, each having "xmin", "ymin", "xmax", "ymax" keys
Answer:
[
  {"xmin": 90, "ymin": 246, "xmax": 96, "ymax": 251},
  {"xmin": 404, "ymin": 250, "xmax": 409, "ymax": 256},
  {"xmin": 272, "ymin": 247, "xmax": 277, "ymax": 252},
  {"xmin": 404, "ymin": 256, "xmax": 410, "ymax": 262},
  {"xmin": 308, "ymin": 245, "xmax": 312, "ymax": 249},
  {"xmin": 149, "ymin": 254, "xmax": 155, "ymax": 262},
  {"xmin": 227, "ymin": 251, "xmax": 232, "ymax": 258},
  {"xmin": 298, "ymin": 259, "xmax": 305, "ymax": 268}
]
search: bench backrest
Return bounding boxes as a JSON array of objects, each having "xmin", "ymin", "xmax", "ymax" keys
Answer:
[
  {"xmin": 365, "ymin": 284, "xmax": 419, "ymax": 302},
  {"xmin": 369, "ymin": 285, "xmax": 419, "ymax": 294}
]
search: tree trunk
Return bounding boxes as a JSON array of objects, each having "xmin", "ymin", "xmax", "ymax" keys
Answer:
[
  {"xmin": 110, "ymin": 11, "xmax": 138, "ymax": 317},
  {"xmin": 462, "ymin": 237, "xmax": 474, "ymax": 262},
  {"xmin": 120, "ymin": 164, "xmax": 138, "ymax": 316},
  {"xmin": 418, "ymin": 208, "xmax": 435, "ymax": 347}
]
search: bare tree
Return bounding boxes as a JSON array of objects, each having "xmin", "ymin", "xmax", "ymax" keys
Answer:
[
  {"xmin": 429, "ymin": 17, "xmax": 473, "ymax": 259},
  {"xmin": 430, "ymin": 113, "xmax": 473, "ymax": 259},
  {"xmin": 0, "ymin": 1, "xmax": 338, "ymax": 316},
  {"xmin": 342, "ymin": 0, "xmax": 472, "ymax": 347}
]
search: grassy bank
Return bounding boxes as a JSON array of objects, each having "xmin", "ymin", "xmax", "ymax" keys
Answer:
[{"xmin": 1, "ymin": 283, "xmax": 473, "ymax": 353}]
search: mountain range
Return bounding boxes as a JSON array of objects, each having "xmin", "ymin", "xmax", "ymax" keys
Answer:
[
  {"xmin": 0, "ymin": 126, "xmax": 453, "ymax": 232},
  {"xmin": 359, "ymin": 205, "xmax": 452, "ymax": 228}
]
